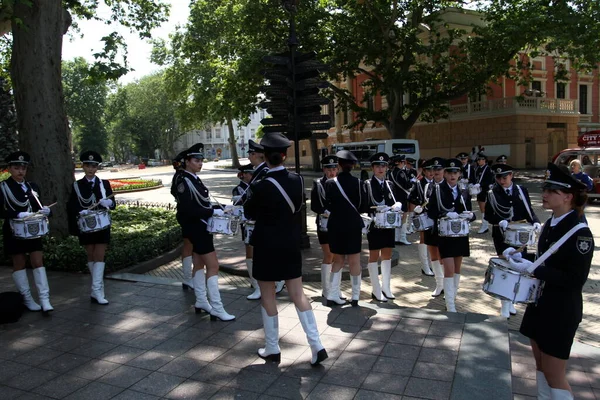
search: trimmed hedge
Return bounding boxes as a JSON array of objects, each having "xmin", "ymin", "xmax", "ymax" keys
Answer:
[{"xmin": 1, "ymin": 205, "xmax": 182, "ymax": 273}]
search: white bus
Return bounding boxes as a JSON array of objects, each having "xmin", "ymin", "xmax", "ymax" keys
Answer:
[{"xmin": 331, "ymin": 139, "xmax": 420, "ymax": 170}]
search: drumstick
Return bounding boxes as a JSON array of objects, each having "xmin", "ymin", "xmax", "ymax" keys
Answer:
[
  {"xmin": 86, "ymin": 194, "xmax": 115, "ymax": 210},
  {"xmin": 499, "ymin": 245, "xmax": 527, "ymax": 259},
  {"xmin": 46, "ymin": 202, "xmax": 57, "ymax": 208}
]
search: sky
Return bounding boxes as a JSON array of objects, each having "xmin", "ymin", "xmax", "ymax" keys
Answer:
[{"xmin": 61, "ymin": 1, "xmax": 190, "ymax": 84}]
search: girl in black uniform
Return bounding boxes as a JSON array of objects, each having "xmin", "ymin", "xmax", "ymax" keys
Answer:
[
  {"xmin": 1, "ymin": 151, "xmax": 53, "ymax": 313},
  {"xmin": 365, "ymin": 152, "xmax": 402, "ymax": 301},
  {"xmin": 171, "ymin": 151, "xmax": 194, "ymax": 291},
  {"xmin": 408, "ymin": 159, "xmax": 435, "ymax": 277},
  {"xmin": 325, "ymin": 150, "xmax": 370, "ymax": 306},
  {"xmin": 244, "ymin": 132, "xmax": 328, "ymax": 366},
  {"xmin": 174, "ymin": 143, "xmax": 234, "ymax": 321},
  {"xmin": 427, "ymin": 158, "xmax": 476, "ymax": 312},
  {"xmin": 310, "ymin": 155, "xmax": 341, "ymax": 301},
  {"xmin": 472, "ymin": 153, "xmax": 494, "ymax": 234},
  {"xmin": 508, "ymin": 163, "xmax": 593, "ymax": 400},
  {"xmin": 422, "ymin": 158, "xmax": 445, "ymax": 297},
  {"xmin": 67, "ymin": 151, "xmax": 115, "ymax": 305}
]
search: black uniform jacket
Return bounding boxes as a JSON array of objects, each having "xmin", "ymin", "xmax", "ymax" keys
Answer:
[
  {"xmin": 310, "ymin": 176, "xmax": 328, "ymax": 226},
  {"xmin": 427, "ymin": 181, "xmax": 475, "ymax": 222},
  {"xmin": 409, "ymin": 178, "xmax": 431, "ymax": 206},
  {"xmin": 170, "ymin": 169, "xmax": 184, "ymax": 201},
  {"xmin": 484, "ymin": 184, "xmax": 539, "ymax": 226},
  {"xmin": 0, "ymin": 178, "xmax": 44, "ymax": 219},
  {"xmin": 232, "ymin": 181, "xmax": 249, "ymax": 197},
  {"xmin": 367, "ymin": 176, "xmax": 396, "ymax": 212},
  {"xmin": 461, "ymin": 163, "xmax": 475, "ymax": 183},
  {"xmin": 244, "ymin": 168, "xmax": 303, "ymax": 249},
  {"xmin": 173, "ymin": 171, "xmax": 214, "ymax": 228},
  {"xmin": 474, "ymin": 164, "xmax": 494, "ymax": 190},
  {"xmin": 324, "ymin": 171, "xmax": 369, "ymax": 233},
  {"xmin": 532, "ymin": 211, "xmax": 593, "ymax": 325},
  {"xmin": 389, "ymin": 168, "xmax": 412, "ymax": 204},
  {"xmin": 238, "ymin": 162, "xmax": 268, "ymax": 204},
  {"xmin": 67, "ymin": 177, "xmax": 115, "ymax": 235}
]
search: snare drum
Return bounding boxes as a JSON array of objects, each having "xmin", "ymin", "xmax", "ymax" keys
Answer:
[
  {"xmin": 374, "ymin": 211, "xmax": 402, "ymax": 229},
  {"xmin": 230, "ymin": 206, "xmax": 244, "ymax": 218},
  {"xmin": 318, "ymin": 214, "xmax": 329, "ymax": 232},
  {"xmin": 503, "ymin": 223, "xmax": 537, "ymax": 247},
  {"xmin": 458, "ymin": 179, "xmax": 468, "ymax": 191},
  {"xmin": 207, "ymin": 215, "xmax": 239, "ymax": 235},
  {"xmin": 361, "ymin": 215, "xmax": 372, "ymax": 236},
  {"xmin": 482, "ymin": 257, "xmax": 541, "ymax": 304},
  {"xmin": 77, "ymin": 210, "xmax": 111, "ymax": 233},
  {"xmin": 10, "ymin": 215, "xmax": 49, "ymax": 239},
  {"xmin": 412, "ymin": 213, "xmax": 434, "ymax": 231},
  {"xmin": 244, "ymin": 221, "xmax": 255, "ymax": 244},
  {"xmin": 468, "ymin": 185, "xmax": 481, "ymax": 196},
  {"xmin": 438, "ymin": 217, "xmax": 470, "ymax": 237}
]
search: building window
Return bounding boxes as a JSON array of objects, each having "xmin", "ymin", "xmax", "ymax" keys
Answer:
[
  {"xmin": 579, "ymin": 85, "xmax": 589, "ymax": 114},
  {"xmin": 250, "ymin": 129, "xmax": 256, "ymax": 139},
  {"xmin": 207, "ymin": 130, "xmax": 212, "ymax": 140},
  {"xmin": 556, "ymin": 82, "xmax": 566, "ymax": 99},
  {"xmin": 532, "ymin": 81, "xmax": 542, "ymax": 92},
  {"xmin": 215, "ymin": 128, "xmax": 221, "ymax": 139},
  {"xmin": 365, "ymin": 94, "xmax": 374, "ymax": 112}
]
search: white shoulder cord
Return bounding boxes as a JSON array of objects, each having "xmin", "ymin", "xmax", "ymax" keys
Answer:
[
  {"xmin": 488, "ymin": 189, "xmax": 513, "ymax": 220},
  {"xmin": 73, "ymin": 181, "xmax": 96, "ymax": 208},
  {"xmin": 183, "ymin": 177, "xmax": 212, "ymax": 209},
  {"xmin": 435, "ymin": 184, "xmax": 453, "ymax": 213},
  {"xmin": 316, "ymin": 179, "xmax": 326, "ymax": 208},
  {"xmin": 385, "ymin": 180, "xmax": 397, "ymax": 203},
  {"xmin": 516, "ymin": 185, "xmax": 534, "ymax": 221},
  {"xmin": 0, "ymin": 181, "xmax": 31, "ymax": 211}
]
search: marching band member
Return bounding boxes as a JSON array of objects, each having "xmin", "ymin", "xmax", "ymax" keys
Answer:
[
  {"xmin": 310, "ymin": 155, "xmax": 345, "ymax": 301},
  {"xmin": 456, "ymin": 152, "xmax": 475, "ymax": 184},
  {"xmin": 473, "ymin": 152, "xmax": 494, "ymax": 234},
  {"xmin": 67, "ymin": 151, "xmax": 115, "ymax": 305},
  {"xmin": 365, "ymin": 152, "xmax": 402, "ymax": 301},
  {"xmin": 389, "ymin": 155, "xmax": 412, "ymax": 245},
  {"xmin": 507, "ymin": 163, "xmax": 593, "ymax": 400},
  {"xmin": 495, "ymin": 155, "xmax": 508, "ymax": 164},
  {"xmin": 484, "ymin": 164, "xmax": 539, "ymax": 318},
  {"xmin": 174, "ymin": 143, "xmax": 235, "ymax": 321},
  {"xmin": 1, "ymin": 151, "xmax": 53, "ymax": 313},
  {"xmin": 325, "ymin": 150, "xmax": 370, "ymax": 306},
  {"xmin": 403, "ymin": 157, "xmax": 419, "ymax": 235},
  {"xmin": 408, "ymin": 158, "xmax": 435, "ymax": 276},
  {"xmin": 423, "ymin": 157, "xmax": 446, "ymax": 297},
  {"xmin": 170, "ymin": 151, "xmax": 194, "ymax": 291},
  {"xmin": 427, "ymin": 158, "xmax": 476, "ymax": 312},
  {"xmin": 244, "ymin": 132, "xmax": 328, "ymax": 366}
]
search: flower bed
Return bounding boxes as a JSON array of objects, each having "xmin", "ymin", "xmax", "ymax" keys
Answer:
[
  {"xmin": 109, "ymin": 178, "xmax": 162, "ymax": 192},
  {"xmin": 0, "ymin": 205, "xmax": 181, "ymax": 273},
  {"xmin": 0, "ymin": 170, "xmax": 9, "ymax": 182}
]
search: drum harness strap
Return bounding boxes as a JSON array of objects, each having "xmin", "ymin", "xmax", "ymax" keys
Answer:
[
  {"xmin": 390, "ymin": 169, "xmax": 411, "ymax": 196},
  {"xmin": 0, "ymin": 181, "xmax": 31, "ymax": 211},
  {"xmin": 333, "ymin": 177, "xmax": 362, "ymax": 217},
  {"xmin": 265, "ymin": 177, "xmax": 302, "ymax": 214},
  {"xmin": 476, "ymin": 165, "xmax": 488, "ymax": 185},
  {"xmin": 531, "ymin": 223, "xmax": 587, "ymax": 271},
  {"xmin": 516, "ymin": 185, "xmax": 534, "ymax": 222}
]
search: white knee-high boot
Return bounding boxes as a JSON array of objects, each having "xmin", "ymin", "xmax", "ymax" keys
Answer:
[
  {"xmin": 326, "ymin": 270, "xmax": 346, "ymax": 306},
  {"xmin": 418, "ymin": 244, "xmax": 434, "ymax": 276},
  {"xmin": 90, "ymin": 262, "xmax": 109, "ymax": 305},
  {"xmin": 550, "ymin": 388, "xmax": 573, "ymax": 399},
  {"xmin": 32, "ymin": 267, "xmax": 53, "ymax": 313},
  {"xmin": 443, "ymin": 277, "xmax": 456, "ymax": 312},
  {"xmin": 454, "ymin": 273, "xmax": 460, "ymax": 291},
  {"xmin": 398, "ymin": 222, "xmax": 412, "ymax": 245},
  {"xmin": 321, "ymin": 263, "xmax": 331, "ymax": 298},
  {"xmin": 193, "ymin": 269, "xmax": 212, "ymax": 313},
  {"xmin": 258, "ymin": 307, "xmax": 280, "ymax": 362},
  {"xmin": 367, "ymin": 262, "xmax": 386, "ymax": 302},
  {"xmin": 478, "ymin": 219, "xmax": 489, "ymax": 234},
  {"xmin": 182, "ymin": 256, "xmax": 193, "ymax": 290},
  {"xmin": 206, "ymin": 275, "xmax": 235, "ymax": 321},
  {"xmin": 380, "ymin": 259, "xmax": 395, "ymax": 299},
  {"xmin": 500, "ymin": 300, "xmax": 511, "ymax": 318},
  {"xmin": 12, "ymin": 270, "xmax": 41, "ymax": 311},
  {"xmin": 296, "ymin": 307, "xmax": 328, "ymax": 366},
  {"xmin": 431, "ymin": 260, "xmax": 444, "ymax": 297},
  {"xmin": 246, "ymin": 259, "xmax": 261, "ymax": 300},
  {"xmin": 536, "ymin": 370, "xmax": 552, "ymax": 400},
  {"xmin": 350, "ymin": 274, "xmax": 361, "ymax": 307}
]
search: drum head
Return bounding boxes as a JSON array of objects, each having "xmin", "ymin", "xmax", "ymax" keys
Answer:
[{"xmin": 489, "ymin": 257, "xmax": 521, "ymax": 275}]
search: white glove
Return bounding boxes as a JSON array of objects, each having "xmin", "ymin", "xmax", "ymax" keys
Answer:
[
  {"xmin": 489, "ymin": 184, "xmax": 494, "ymax": 190},
  {"xmin": 474, "ymin": 183, "xmax": 481, "ymax": 188},
  {"xmin": 99, "ymin": 198, "xmax": 113, "ymax": 208},
  {"xmin": 323, "ymin": 209, "xmax": 331, "ymax": 216},
  {"xmin": 79, "ymin": 209, "xmax": 90, "ymax": 216},
  {"xmin": 502, "ymin": 247, "xmax": 522, "ymax": 261},
  {"xmin": 17, "ymin": 212, "xmax": 33, "ymax": 219},
  {"xmin": 224, "ymin": 205, "xmax": 234, "ymax": 213},
  {"xmin": 213, "ymin": 209, "xmax": 225, "ymax": 216},
  {"xmin": 533, "ymin": 222, "xmax": 542, "ymax": 232},
  {"xmin": 509, "ymin": 257, "xmax": 534, "ymax": 273},
  {"xmin": 498, "ymin": 220, "xmax": 509, "ymax": 230},
  {"xmin": 460, "ymin": 211, "xmax": 473, "ymax": 220},
  {"xmin": 40, "ymin": 206, "xmax": 51, "ymax": 216},
  {"xmin": 414, "ymin": 205, "xmax": 423, "ymax": 214},
  {"xmin": 391, "ymin": 202, "xmax": 403, "ymax": 212},
  {"xmin": 410, "ymin": 177, "xmax": 417, "ymax": 183},
  {"xmin": 446, "ymin": 212, "xmax": 459, "ymax": 219}
]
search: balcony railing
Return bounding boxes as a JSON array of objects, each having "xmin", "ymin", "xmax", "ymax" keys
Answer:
[{"xmin": 448, "ymin": 97, "xmax": 579, "ymax": 120}]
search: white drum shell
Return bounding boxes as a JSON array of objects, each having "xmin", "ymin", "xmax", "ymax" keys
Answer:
[
  {"xmin": 230, "ymin": 206, "xmax": 244, "ymax": 218},
  {"xmin": 503, "ymin": 223, "xmax": 537, "ymax": 247},
  {"xmin": 244, "ymin": 221, "xmax": 255, "ymax": 244},
  {"xmin": 469, "ymin": 185, "xmax": 481, "ymax": 196},
  {"xmin": 438, "ymin": 217, "xmax": 470, "ymax": 237},
  {"xmin": 374, "ymin": 211, "xmax": 402, "ymax": 229},
  {"xmin": 412, "ymin": 213, "xmax": 434, "ymax": 231},
  {"xmin": 77, "ymin": 210, "xmax": 111, "ymax": 233},
  {"xmin": 10, "ymin": 216, "xmax": 50, "ymax": 239},
  {"xmin": 318, "ymin": 214, "xmax": 329, "ymax": 232},
  {"xmin": 207, "ymin": 215, "xmax": 239, "ymax": 235},
  {"xmin": 482, "ymin": 258, "xmax": 541, "ymax": 304}
]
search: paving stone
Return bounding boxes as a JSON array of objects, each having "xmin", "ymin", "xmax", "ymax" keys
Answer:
[
  {"xmin": 213, "ymin": 348, "xmax": 261, "ymax": 368},
  {"xmin": 423, "ymin": 336, "xmax": 462, "ymax": 352},
  {"xmin": 183, "ymin": 344, "xmax": 228, "ymax": 362},
  {"xmin": 418, "ymin": 348, "xmax": 458, "ymax": 365},
  {"xmin": 191, "ymin": 363, "xmax": 241, "ymax": 386},
  {"xmin": 98, "ymin": 364, "xmax": 152, "ymax": 388},
  {"xmin": 360, "ymin": 371, "xmax": 409, "ymax": 395},
  {"xmin": 164, "ymin": 379, "xmax": 221, "ymax": 399},
  {"xmin": 64, "ymin": 381, "xmax": 124, "ymax": 400},
  {"xmin": 404, "ymin": 377, "xmax": 452, "ymax": 400},
  {"xmin": 0, "ymin": 341, "xmax": 38, "ymax": 360},
  {"xmin": 210, "ymin": 386, "xmax": 259, "ymax": 400},
  {"xmin": 158, "ymin": 356, "xmax": 208, "ymax": 378},
  {"xmin": 320, "ymin": 365, "xmax": 369, "ymax": 388},
  {"xmin": 451, "ymin": 362, "xmax": 512, "ymax": 400},
  {"xmin": 69, "ymin": 340, "xmax": 118, "ymax": 358},
  {"xmin": 13, "ymin": 346, "xmax": 63, "ymax": 366},
  {"xmin": 110, "ymin": 389, "xmax": 161, "ymax": 400},
  {"xmin": 333, "ymin": 351, "xmax": 378, "ymax": 371},
  {"xmin": 200, "ymin": 331, "xmax": 247, "ymax": 349},
  {"xmin": 372, "ymin": 356, "xmax": 415, "ymax": 376},
  {"xmin": 46, "ymin": 335, "xmax": 90, "ymax": 352},
  {"xmin": 388, "ymin": 330, "xmax": 427, "ymax": 346},
  {"xmin": 512, "ymin": 362, "xmax": 537, "ymax": 380},
  {"xmin": 19, "ymin": 330, "xmax": 65, "ymax": 346},
  {"xmin": 99, "ymin": 345, "xmax": 146, "ymax": 364},
  {"xmin": 38, "ymin": 352, "xmax": 92, "ymax": 374},
  {"xmin": 571, "ymin": 385, "xmax": 596, "ymax": 400},
  {"xmin": 283, "ymin": 360, "xmax": 331, "ymax": 380},
  {"xmin": 70, "ymin": 359, "xmax": 121, "ymax": 380},
  {"xmin": 263, "ymin": 375, "xmax": 319, "ymax": 399},
  {"xmin": 566, "ymin": 369, "xmax": 592, "ymax": 387},
  {"xmin": 0, "ymin": 360, "xmax": 31, "ymax": 382},
  {"xmin": 427, "ymin": 321, "xmax": 464, "ymax": 339},
  {"xmin": 0, "ymin": 385, "xmax": 27, "ymax": 399},
  {"xmin": 227, "ymin": 370, "xmax": 280, "ymax": 393},
  {"xmin": 126, "ymin": 350, "xmax": 176, "ymax": 370},
  {"xmin": 130, "ymin": 371, "xmax": 186, "ymax": 397},
  {"xmin": 152, "ymin": 338, "xmax": 196, "ymax": 357},
  {"xmin": 380, "ymin": 342, "xmax": 421, "ymax": 360},
  {"xmin": 412, "ymin": 361, "xmax": 455, "ymax": 382},
  {"xmin": 305, "ymin": 382, "xmax": 357, "ymax": 400},
  {"xmin": 343, "ymin": 338, "xmax": 385, "ymax": 356},
  {"xmin": 2, "ymin": 366, "xmax": 59, "ymax": 391},
  {"xmin": 354, "ymin": 328, "xmax": 393, "ymax": 342},
  {"xmin": 354, "ymin": 389, "xmax": 403, "ymax": 400},
  {"xmin": 122, "ymin": 331, "xmax": 168, "ymax": 350},
  {"xmin": 31, "ymin": 373, "xmax": 91, "ymax": 398}
]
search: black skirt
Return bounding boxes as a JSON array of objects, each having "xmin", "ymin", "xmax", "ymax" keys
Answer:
[
  {"xmin": 2, "ymin": 223, "xmax": 44, "ymax": 256},
  {"xmin": 317, "ymin": 230, "xmax": 329, "ymax": 245},
  {"xmin": 476, "ymin": 192, "xmax": 487, "ymax": 203},
  {"xmin": 253, "ymin": 246, "xmax": 302, "ymax": 281},
  {"xmin": 179, "ymin": 220, "xmax": 215, "ymax": 255},
  {"xmin": 367, "ymin": 227, "xmax": 395, "ymax": 250},
  {"xmin": 424, "ymin": 229, "xmax": 439, "ymax": 247},
  {"xmin": 438, "ymin": 235, "xmax": 470, "ymax": 258},
  {"xmin": 78, "ymin": 227, "xmax": 111, "ymax": 245}
]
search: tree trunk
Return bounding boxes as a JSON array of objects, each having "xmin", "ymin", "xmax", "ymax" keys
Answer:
[
  {"xmin": 226, "ymin": 118, "xmax": 240, "ymax": 168},
  {"xmin": 11, "ymin": 0, "xmax": 73, "ymax": 237}
]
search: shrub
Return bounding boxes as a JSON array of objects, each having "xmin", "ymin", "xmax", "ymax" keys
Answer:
[
  {"xmin": 109, "ymin": 178, "xmax": 163, "ymax": 192},
  {"xmin": 0, "ymin": 205, "xmax": 182, "ymax": 273}
]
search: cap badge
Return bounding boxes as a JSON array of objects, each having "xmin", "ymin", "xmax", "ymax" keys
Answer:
[
  {"xmin": 434, "ymin": 160, "xmax": 439, "ymax": 165},
  {"xmin": 88, "ymin": 155, "xmax": 94, "ymax": 160},
  {"xmin": 379, "ymin": 156, "xmax": 384, "ymax": 161},
  {"xmin": 497, "ymin": 168, "xmax": 502, "ymax": 173},
  {"xmin": 450, "ymin": 162, "xmax": 455, "ymax": 167},
  {"xmin": 329, "ymin": 159, "xmax": 334, "ymax": 164},
  {"xmin": 18, "ymin": 155, "xmax": 24, "ymax": 161}
]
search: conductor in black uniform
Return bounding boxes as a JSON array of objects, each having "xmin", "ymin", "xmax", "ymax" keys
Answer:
[
  {"xmin": 507, "ymin": 163, "xmax": 593, "ymax": 400},
  {"xmin": 244, "ymin": 132, "xmax": 328, "ymax": 366}
]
